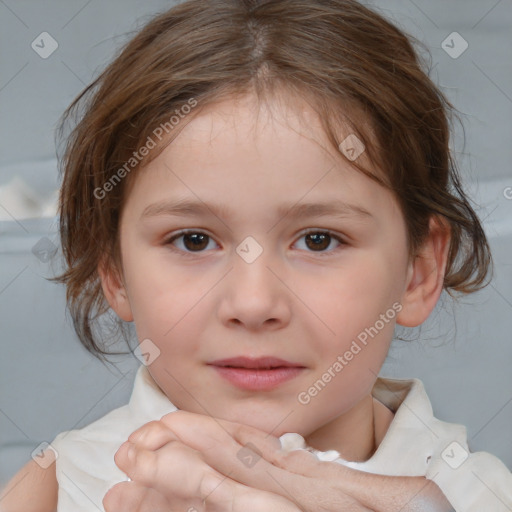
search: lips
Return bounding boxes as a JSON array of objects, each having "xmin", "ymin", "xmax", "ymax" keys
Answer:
[
  {"xmin": 208, "ymin": 356, "xmax": 306, "ymax": 391},
  {"xmin": 209, "ymin": 356, "xmax": 304, "ymax": 369}
]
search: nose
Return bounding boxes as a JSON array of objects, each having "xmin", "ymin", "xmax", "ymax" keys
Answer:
[{"xmin": 216, "ymin": 241, "xmax": 292, "ymax": 332}]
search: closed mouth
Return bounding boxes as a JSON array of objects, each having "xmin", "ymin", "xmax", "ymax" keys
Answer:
[{"xmin": 208, "ymin": 356, "xmax": 305, "ymax": 369}]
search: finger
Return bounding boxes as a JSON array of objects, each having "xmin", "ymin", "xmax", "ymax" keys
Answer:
[
  {"xmin": 118, "ymin": 413, "xmax": 402, "ymax": 512},
  {"xmin": 161, "ymin": 409, "xmax": 322, "ymax": 472},
  {"xmin": 114, "ymin": 421, "xmax": 180, "ymax": 486},
  {"xmin": 127, "ymin": 420, "xmax": 179, "ymax": 448},
  {"xmin": 161, "ymin": 411, "xmax": 378, "ymax": 511},
  {"xmin": 159, "ymin": 410, "xmax": 322, "ymax": 475},
  {"xmin": 128, "ymin": 414, "xmax": 346, "ymax": 483},
  {"xmin": 204, "ymin": 476, "xmax": 303, "ymax": 512},
  {"xmin": 103, "ymin": 480, "xmax": 170, "ymax": 512},
  {"xmin": 158, "ymin": 411, "xmax": 323, "ymax": 507},
  {"xmin": 162, "ymin": 411, "xmax": 373, "ymax": 486},
  {"xmin": 218, "ymin": 420, "xmax": 334, "ymax": 476},
  {"xmin": 159, "ymin": 410, "xmax": 283, "ymax": 466},
  {"xmin": 115, "ymin": 436, "xmax": 302, "ymax": 511},
  {"xmin": 115, "ymin": 437, "xmax": 215, "ymax": 501}
]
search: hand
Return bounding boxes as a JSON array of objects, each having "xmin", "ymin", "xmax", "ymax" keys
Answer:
[
  {"xmin": 104, "ymin": 410, "xmax": 452, "ymax": 511},
  {"xmin": 103, "ymin": 410, "xmax": 304, "ymax": 511}
]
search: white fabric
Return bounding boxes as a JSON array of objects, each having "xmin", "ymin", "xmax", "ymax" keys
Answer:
[{"xmin": 51, "ymin": 365, "xmax": 512, "ymax": 512}]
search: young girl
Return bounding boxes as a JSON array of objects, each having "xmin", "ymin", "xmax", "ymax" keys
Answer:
[{"xmin": 2, "ymin": 0, "xmax": 511, "ymax": 510}]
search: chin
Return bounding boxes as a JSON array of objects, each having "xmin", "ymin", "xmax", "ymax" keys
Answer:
[{"xmin": 218, "ymin": 405, "xmax": 305, "ymax": 437}]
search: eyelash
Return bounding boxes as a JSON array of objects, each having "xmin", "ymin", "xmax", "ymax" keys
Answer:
[{"xmin": 163, "ymin": 229, "xmax": 347, "ymax": 257}]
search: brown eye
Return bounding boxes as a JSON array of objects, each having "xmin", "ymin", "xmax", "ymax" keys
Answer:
[
  {"xmin": 294, "ymin": 230, "xmax": 344, "ymax": 254},
  {"xmin": 166, "ymin": 231, "xmax": 217, "ymax": 253},
  {"xmin": 182, "ymin": 233, "xmax": 209, "ymax": 251},
  {"xmin": 305, "ymin": 232, "xmax": 331, "ymax": 251}
]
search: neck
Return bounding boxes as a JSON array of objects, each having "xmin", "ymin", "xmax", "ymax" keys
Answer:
[{"xmin": 304, "ymin": 394, "xmax": 379, "ymax": 462}]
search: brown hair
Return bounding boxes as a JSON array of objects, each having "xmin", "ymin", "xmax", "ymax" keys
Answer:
[{"xmin": 53, "ymin": 0, "xmax": 492, "ymax": 360}]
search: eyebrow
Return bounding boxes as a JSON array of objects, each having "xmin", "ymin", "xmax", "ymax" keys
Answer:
[{"xmin": 140, "ymin": 198, "xmax": 374, "ymax": 223}]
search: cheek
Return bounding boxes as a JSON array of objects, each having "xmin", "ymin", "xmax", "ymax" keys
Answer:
[
  {"xmin": 295, "ymin": 252, "xmax": 398, "ymax": 402},
  {"xmin": 300, "ymin": 251, "xmax": 402, "ymax": 341},
  {"xmin": 122, "ymin": 247, "xmax": 207, "ymax": 345}
]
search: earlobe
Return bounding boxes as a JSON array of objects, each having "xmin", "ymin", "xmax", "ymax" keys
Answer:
[
  {"xmin": 98, "ymin": 259, "xmax": 134, "ymax": 322},
  {"xmin": 396, "ymin": 216, "xmax": 451, "ymax": 327}
]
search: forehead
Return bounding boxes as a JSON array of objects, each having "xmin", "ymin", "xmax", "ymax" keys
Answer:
[
  {"xmin": 122, "ymin": 88, "xmax": 387, "ymax": 203},
  {"xmin": 167, "ymin": 91, "xmax": 355, "ymax": 158},
  {"xmin": 135, "ymin": 94, "xmax": 351, "ymax": 192},
  {"xmin": 120, "ymin": 92, "xmax": 403, "ymax": 235}
]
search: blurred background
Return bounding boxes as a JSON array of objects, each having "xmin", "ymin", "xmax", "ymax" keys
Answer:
[{"xmin": 0, "ymin": 0, "xmax": 511, "ymax": 490}]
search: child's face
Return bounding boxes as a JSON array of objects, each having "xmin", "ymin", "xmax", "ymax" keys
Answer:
[{"xmin": 109, "ymin": 92, "xmax": 413, "ymax": 443}]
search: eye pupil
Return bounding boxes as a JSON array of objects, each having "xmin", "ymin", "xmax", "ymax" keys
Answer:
[
  {"xmin": 184, "ymin": 233, "xmax": 209, "ymax": 251},
  {"xmin": 305, "ymin": 233, "xmax": 330, "ymax": 251}
]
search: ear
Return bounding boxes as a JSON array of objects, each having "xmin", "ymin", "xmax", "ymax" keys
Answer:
[
  {"xmin": 396, "ymin": 216, "xmax": 451, "ymax": 327},
  {"xmin": 98, "ymin": 258, "xmax": 134, "ymax": 322}
]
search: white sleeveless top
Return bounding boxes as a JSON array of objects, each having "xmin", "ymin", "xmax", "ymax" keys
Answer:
[{"xmin": 51, "ymin": 365, "xmax": 512, "ymax": 512}]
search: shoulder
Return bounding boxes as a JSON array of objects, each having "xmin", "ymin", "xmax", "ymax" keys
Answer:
[
  {"xmin": 0, "ymin": 384, "xmax": 137, "ymax": 512},
  {"xmin": 53, "ymin": 399, "xmax": 135, "ymax": 448},
  {"xmin": 50, "ymin": 366, "xmax": 154, "ymax": 454},
  {"xmin": 0, "ymin": 459, "xmax": 57, "ymax": 512},
  {"xmin": 49, "ymin": 365, "xmax": 175, "ymax": 510},
  {"xmin": 51, "ymin": 400, "xmax": 137, "ymax": 477},
  {"xmin": 0, "ymin": 405, "xmax": 129, "ymax": 512},
  {"xmin": 46, "ymin": 402, "xmax": 140, "ymax": 510}
]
